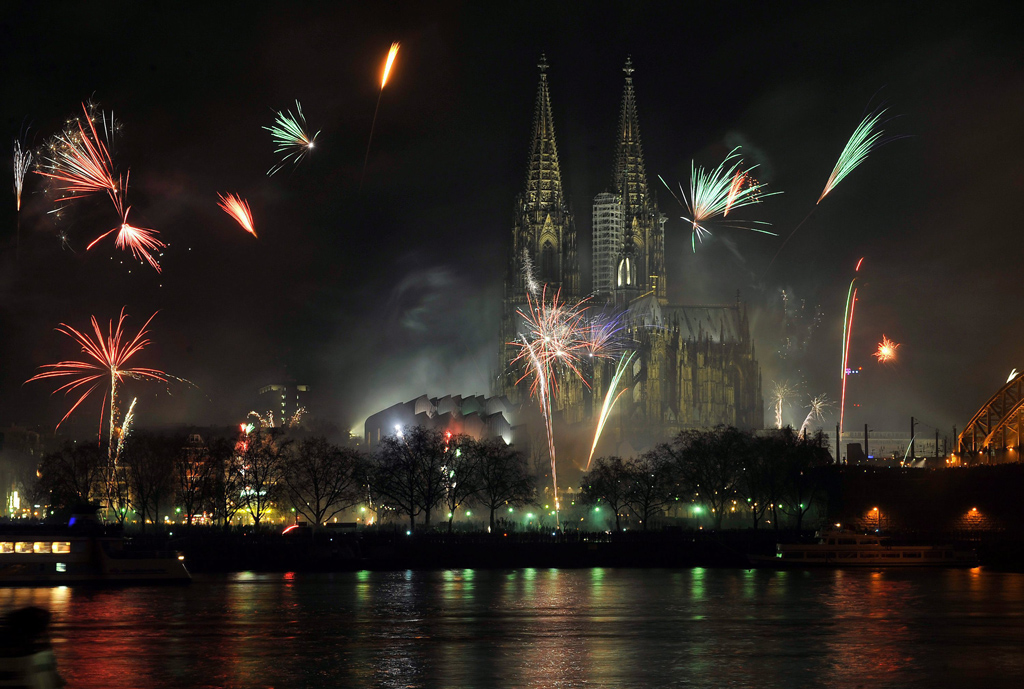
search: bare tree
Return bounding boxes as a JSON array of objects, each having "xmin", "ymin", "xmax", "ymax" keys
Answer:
[
  {"xmin": 441, "ymin": 434, "xmax": 481, "ymax": 533},
  {"xmin": 237, "ymin": 427, "xmax": 288, "ymax": 529},
  {"xmin": 580, "ymin": 456, "xmax": 632, "ymax": 531},
  {"xmin": 283, "ymin": 436, "xmax": 366, "ymax": 530},
  {"xmin": 668, "ymin": 426, "xmax": 747, "ymax": 530},
  {"xmin": 33, "ymin": 442, "xmax": 105, "ymax": 512},
  {"xmin": 174, "ymin": 434, "xmax": 220, "ymax": 528},
  {"xmin": 122, "ymin": 433, "xmax": 176, "ymax": 533},
  {"xmin": 372, "ymin": 426, "xmax": 448, "ymax": 532},
  {"xmin": 473, "ymin": 439, "xmax": 534, "ymax": 532},
  {"xmin": 779, "ymin": 429, "xmax": 831, "ymax": 530},
  {"xmin": 624, "ymin": 449, "xmax": 676, "ymax": 530}
]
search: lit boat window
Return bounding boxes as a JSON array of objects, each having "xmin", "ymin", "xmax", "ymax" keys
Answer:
[
  {"xmin": 56, "ymin": 562, "xmax": 67, "ymax": 573},
  {"xmin": 0, "ymin": 543, "xmax": 13, "ymax": 554},
  {"xmin": 15, "ymin": 542, "xmax": 33, "ymax": 553},
  {"xmin": 33, "ymin": 542, "xmax": 52, "ymax": 554},
  {"xmin": 52, "ymin": 542, "xmax": 72, "ymax": 554}
]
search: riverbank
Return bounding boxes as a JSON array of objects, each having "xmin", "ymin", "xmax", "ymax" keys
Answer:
[{"xmin": 124, "ymin": 529, "xmax": 1024, "ymax": 573}]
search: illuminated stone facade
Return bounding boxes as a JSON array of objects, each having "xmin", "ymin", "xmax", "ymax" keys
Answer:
[{"xmin": 497, "ymin": 57, "xmax": 763, "ymax": 449}]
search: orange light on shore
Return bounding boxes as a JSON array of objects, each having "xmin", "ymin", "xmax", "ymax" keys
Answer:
[{"xmin": 382, "ymin": 42, "xmax": 400, "ymax": 88}]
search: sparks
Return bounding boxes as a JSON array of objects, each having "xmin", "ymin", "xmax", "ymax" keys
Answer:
[
  {"xmin": 13, "ymin": 140, "xmax": 32, "ymax": 212},
  {"xmin": 819, "ymin": 109, "xmax": 888, "ymax": 203},
  {"xmin": 873, "ymin": 335, "xmax": 900, "ymax": 363},
  {"xmin": 26, "ymin": 308, "xmax": 167, "ymax": 453},
  {"xmin": 264, "ymin": 100, "xmax": 320, "ymax": 177},
  {"xmin": 218, "ymin": 192, "xmax": 256, "ymax": 237},
  {"xmin": 659, "ymin": 147, "xmax": 779, "ymax": 252}
]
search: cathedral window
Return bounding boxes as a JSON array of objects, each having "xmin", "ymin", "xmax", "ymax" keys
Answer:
[{"xmin": 541, "ymin": 241, "xmax": 556, "ymax": 283}]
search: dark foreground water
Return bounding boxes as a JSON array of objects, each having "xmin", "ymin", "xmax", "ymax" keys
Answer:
[{"xmin": 3, "ymin": 567, "xmax": 1024, "ymax": 688}]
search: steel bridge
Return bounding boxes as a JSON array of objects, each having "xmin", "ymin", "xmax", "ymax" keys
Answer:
[{"xmin": 958, "ymin": 374, "xmax": 1024, "ymax": 462}]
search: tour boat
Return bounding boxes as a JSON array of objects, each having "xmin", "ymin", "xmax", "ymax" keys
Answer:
[
  {"xmin": 0, "ymin": 529, "xmax": 190, "ymax": 585},
  {"xmin": 748, "ymin": 529, "xmax": 978, "ymax": 568}
]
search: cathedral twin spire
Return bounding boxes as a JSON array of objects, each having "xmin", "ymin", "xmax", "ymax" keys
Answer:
[{"xmin": 510, "ymin": 55, "xmax": 664, "ymax": 304}]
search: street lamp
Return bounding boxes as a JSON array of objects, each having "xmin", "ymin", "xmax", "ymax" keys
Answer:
[{"xmin": 872, "ymin": 506, "xmax": 880, "ymax": 531}]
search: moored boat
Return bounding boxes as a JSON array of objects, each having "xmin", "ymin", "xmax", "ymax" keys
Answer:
[
  {"xmin": 748, "ymin": 529, "xmax": 978, "ymax": 568},
  {"xmin": 0, "ymin": 519, "xmax": 190, "ymax": 585}
]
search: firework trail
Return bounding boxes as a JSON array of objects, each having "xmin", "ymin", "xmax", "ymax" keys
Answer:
[
  {"xmin": 264, "ymin": 100, "xmax": 320, "ymax": 177},
  {"xmin": 114, "ymin": 397, "xmax": 138, "ymax": 464},
  {"xmin": 218, "ymin": 192, "xmax": 257, "ymax": 237},
  {"xmin": 873, "ymin": 335, "xmax": 899, "ymax": 363},
  {"xmin": 587, "ymin": 351, "xmax": 636, "ymax": 469},
  {"xmin": 772, "ymin": 380, "xmax": 797, "ymax": 429},
  {"xmin": 26, "ymin": 308, "xmax": 167, "ymax": 456},
  {"xmin": 508, "ymin": 285, "xmax": 610, "ymax": 527},
  {"xmin": 13, "ymin": 140, "xmax": 32, "ymax": 212},
  {"xmin": 799, "ymin": 394, "xmax": 831, "ymax": 435},
  {"xmin": 839, "ymin": 258, "xmax": 865, "ymax": 450},
  {"xmin": 521, "ymin": 248, "xmax": 540, "ymax": 295},
  {"xmin": 763, "ymin": 108, "xmax": 896, "ymax": 278},
  {"xmin": 522, "ymin": 336, "xmax": 559, "ymax": 525},
  {"xmin": 361, "ymin": 41, "xmax": 400, "ymax": 189},
  {"xmin": 658, "ymin": 147, "xmax": 779, "ymax": 252},
  {"xmin": 1008, "ymin": 369, "xmax": 1019, "ymax": 384}
]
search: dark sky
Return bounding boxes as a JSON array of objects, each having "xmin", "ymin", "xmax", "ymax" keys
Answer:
[{"xmin": 1, "ymin": 1, "xmax": 1020, "ymax": 441}]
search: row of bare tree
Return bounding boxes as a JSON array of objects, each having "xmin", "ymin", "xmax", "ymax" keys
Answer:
[
  {"xmin": 580, "ymin": 426, "xmax": 832, "ymax": 530},
  {"xmin": 32, "ymin": 425, "xmax": 536, "ymax": 533}
]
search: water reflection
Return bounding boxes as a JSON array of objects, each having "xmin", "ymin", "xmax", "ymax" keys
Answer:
[{"xmin": 3, "ymin": 568, "xmax": 1024, "ymax": 688}]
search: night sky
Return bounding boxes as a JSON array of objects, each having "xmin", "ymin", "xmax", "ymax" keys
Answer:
[{"xmin": 1, "ymin": 2, "xmax": 1020, "ymax": 441}]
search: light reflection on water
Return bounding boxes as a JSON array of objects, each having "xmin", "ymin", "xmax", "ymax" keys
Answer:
[{"xmin": 3, "ymin": 568, "xmax": 1024, "ymax": 688}]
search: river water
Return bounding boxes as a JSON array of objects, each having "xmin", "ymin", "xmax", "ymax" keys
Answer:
[{"xmin": 3, "ymin": 567, "xmax": 1024, "ymax": 688}]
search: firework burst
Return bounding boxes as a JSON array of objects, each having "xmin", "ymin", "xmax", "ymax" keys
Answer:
[
  {"xmin": 659, "ymin": 147, "xmax": 779, "ymax": 252},
  {"xmin": 37, "ymin": 103, "xmax": 120, "ymax": 211},
  {"xmin": 84, "ymin": 174, "xmax": 165, "ymax": 272},
  {"xmin": 819, "ymin": 109, "xmax": 888, "ymax": 203},
  {"xmin": 772, "ymin": 380, "xmax": 797, "ymax": 429},
  {"xmin": 264, "ymin": 100, "xmax": 320, "ymax": 177},
  {"xmin": 13, "ymin": 140, "xmax": 32, "ymax": 212},
  {"xmin": 873, "ymin": 335, "xmax": 900, "ymax": 363},
  {"xmin": 26, "ymin": 308, "xmax": 168, "ymax": 453},
  {"xmin": 799, "ymin": 394, "xmax": 831, "ymax": 435},
  {"xmin": 218, "ymin": 192, "xmax": 256, "ymax": 237}
]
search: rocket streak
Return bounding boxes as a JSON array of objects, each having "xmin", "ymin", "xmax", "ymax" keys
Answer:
[{"xmin": 587, "ymin": 352, "xmax": 636, "ymax": 470}]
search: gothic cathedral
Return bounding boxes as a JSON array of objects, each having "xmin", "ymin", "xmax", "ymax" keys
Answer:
[{"xmin": 497, "ymin": 56, "xmax": 763, "ymax": 452}]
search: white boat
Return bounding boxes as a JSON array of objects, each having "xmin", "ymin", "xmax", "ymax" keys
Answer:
[
  {"xmin": 748, "ymin": 529, "xmax": 978, "ymax": 568},
  {"xmin": 0, "ymin": 532, "xmax": 190, "ymax": 585}
]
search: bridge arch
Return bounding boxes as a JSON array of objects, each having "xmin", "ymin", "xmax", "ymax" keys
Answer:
[{"xmin": 958, "ymin": 374, "xmax": 1024, "ymax": 460}]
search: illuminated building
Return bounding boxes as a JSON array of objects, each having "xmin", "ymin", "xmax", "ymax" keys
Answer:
[
  {"xmin": 255, "ymin": 382, "xmax": 310, "ymax": 427},
  {"xmin": 363, "ymin": 394, "xmax": 519, "ymax": 448},
  {"xmin": 497, "ymin": 56, "xmax": 763, "ymax": 451}
]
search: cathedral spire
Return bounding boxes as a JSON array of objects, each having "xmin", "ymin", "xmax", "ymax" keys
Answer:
[
  {"xmin": 525, "ymin": 54, "xmax": 564, "ymax": 208},
  {"xmin": 614, "ymin": 56, "xmax": 649, "ymax": 212}
]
